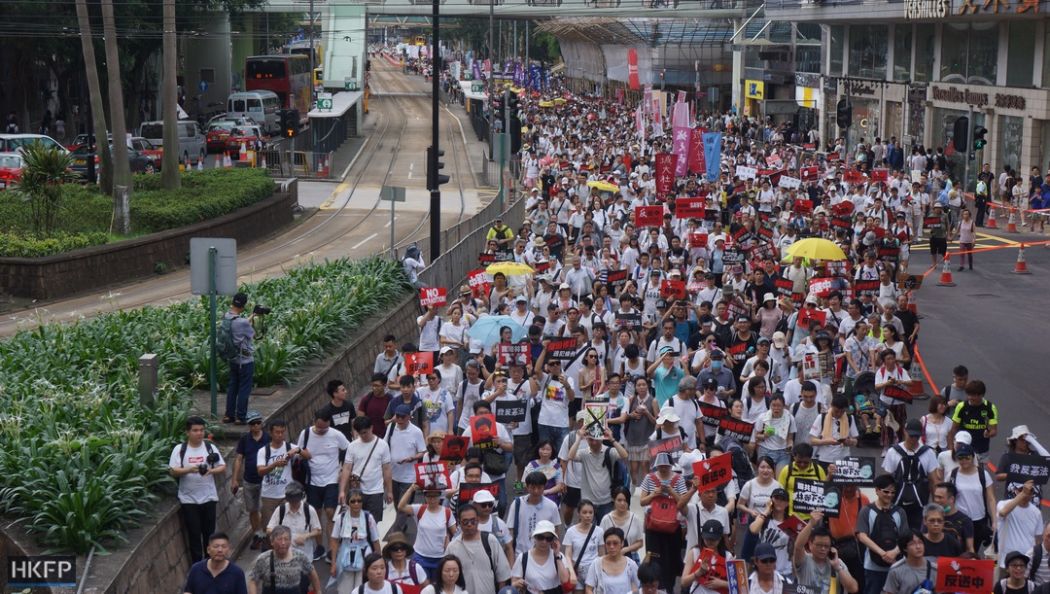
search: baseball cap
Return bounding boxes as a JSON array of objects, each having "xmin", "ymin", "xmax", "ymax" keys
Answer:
[
  {"xmin": 709, "ymin": 349, "xmax": 725, "ymax": 359},
  {"xmin": 905, "ymin": 418, "xmax": 923, "ymax": 437},
  {"xmin": 755, "ymin": 542, "xmax": 777, "ymax": 561},
  {"xmin": 395, "ymin": 404, "xmax": 412, "ymax": 417},
  {"xmin": 955, "ymin": 431, "xmax": 973, "ymax": 446},
  {"xmin": 245, "ymin": 411, "xmax": 264, "ymax": 424},
  {"xmin": 232, "ymin": 292, "xmax": 248, "ymax": 308},
  {"xmin": 771, "ymin": 487, "xmax": 789, "ymax": 500},
  {"xmin": 472, "ymin": 489, "xmax": 496, "ymax": 504},
  {"xmin": 439, "ymin": 345, "xmax": 454, "ymax": 355},
  {"xmin": 772, "ymin": 331, "xmax": 787, "ymax": 349},
  {"xmin": 515, "ymin": 295, "xmax": 528, "ymax": 303},
  {"xmin": 701, "ymin": 519, "xmax": 724, "ymax": 539},
  {"xmin": 559, "ymin": 283, "xmax": 571, "ymax": 290},
  {"xmin": 702, "ymin": 377, "xmax": 719, "ymax": 390},
  {"xmin": 1006, "ymin": 551, "xmax": 1031, "ymax": 567},
  {"xmin": 956, "ymin": 444, "xmax": 975, "ymax": 457}
]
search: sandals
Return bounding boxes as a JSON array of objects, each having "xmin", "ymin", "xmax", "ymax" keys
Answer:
[{"xmin": 222, "ymin": 416, "xmax": 235, "ymax": 424}]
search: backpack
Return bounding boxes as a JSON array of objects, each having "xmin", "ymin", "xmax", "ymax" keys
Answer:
[
  {"xmin": 791, "ymin": 401, "xmax": 824, "ymax": 417},
  {"xmin": 520, "ymin": 552, "xmax": 565, "ymax": 594},
  {"xmin": 892, "ymin": 444, "xmax": 931, "ymax": 507},
  {"xmin": 415, "ymin": 504, "xmax": 453, "ymax": 527},
  {"xmin": 949, "ymin": 467, "xmax": 990, "ymax": 522},
  {"xmin": 278, "ymin": 503, "xmax": 312, "ymax": 531},
  {"xmin": 865, "ymin": 505, "xmax": 904, "ymax": 567},
  {"xmin": 178, "ymin": 440, "xmax": 216, "ymax": 467},
  {"xmin": 603, "ymin": 446, "xmax": 631, "ymax": 496},
  {"xmin": 644, "ymin": 473, "xmax": 681, "ymax": 534},
  {"xmin": 1000, "ymin": 579, "xmax": 1035, "ymax": 594},
  {"xmin": 477, "ymin": 530, "xmax": 502, "ymax": 593},
  {"xmin": 216, "ymin": 314, "xmax": 241, "ymax": 363},
  {"xmin": 290, "ymin": 429, "xmax": 311, "ymax": 486}
]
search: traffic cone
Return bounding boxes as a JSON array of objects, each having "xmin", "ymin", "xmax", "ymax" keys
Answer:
[
  {"xmin": 239, "ymin": 141, "xmax": 247, "ymax": 162},
  {"xmin": 197, "ymin": 158, "xmax": 204, "ymax": 172},
  {"xmin": 986, "ymin": 205, "xmax": 998, "ymax": 229},
  {"xmin": 214, "ymin": 153, "xmax": 221, "ymax": 169},
  {"xmin": 223, "ymin": 152, "xmax": 232, "ymax": 168},
  {"xmin": 937, "ymin": 254, "xmax": 956, "ymax": 286},
  {"xmin": 260, "ymin": 154, "xmax": 267, "ymax": 169},
  {"xmin": 1013, "ymin": 243, "xmax": 1032, "ymax": 274},
  {"xmin": 1007, "ymin": 209, "xmax": 1019, "ymax": 233}
]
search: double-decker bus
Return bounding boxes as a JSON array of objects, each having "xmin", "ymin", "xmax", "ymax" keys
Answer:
[{"xmin": 245, "ymin": 55, "xmax": 311, "ymax": 116}]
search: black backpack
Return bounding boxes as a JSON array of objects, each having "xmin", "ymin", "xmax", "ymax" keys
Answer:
[
  {"xmin": 892, "ymin": 444, "xmax": 931, "ymax": 507},
  {"xmin": 277, "ymin": 503, "xmax": 312, "ymax": 531},
  {"xmin": 865, "ymin": 505, "xmax": 904, "ymax": 567},
  {"xmin": 178, "ymin": 440, "xmax": 217, "ymax": 466}
]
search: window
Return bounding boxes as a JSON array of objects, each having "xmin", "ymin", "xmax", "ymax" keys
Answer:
[
  {"xmin": 829, "ymin": 25, "xmax": 844, "ymax": 76},
  {"xmin": 248, "ymin": 99, "xmax": 263, "ymax": 111},
  {"xmin": 893, "ymin": 25, "xmax": 913, "ymax": 82},
  {"xmin": 848, "ymin": 25, "xmax": 888, "ymax": 80},
  {"xmin": 140, "ymin": 124, "xmax": 163, "ymax": 139},
  {"xmin": 797, "ymin": 46, "xmax": 822, "ymax": 74},
  {"xmin": 914, "ymin": 24, "xmax": 935, "ymax": 83},
  {"xmin": 246, "ymin": 59, "xmax": 287, "ymax": 80},
  {"xmin": 200, "ymin": 68, "xmax": 215, "ymax": 84},
  {"xmin": 1007, "ymin": 21, "xmax": 1035, "ymax": 87},
  {"xmin": 232, "ymin": 99, "xmax": 246, "ymax": 112},
  {"xmin": 941, "ymin": 22, "xmax": 998, "ymax": 85}
]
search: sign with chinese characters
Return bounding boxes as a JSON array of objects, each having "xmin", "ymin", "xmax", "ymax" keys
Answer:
[
  {"xmin": 692, "ymin": 452, "xmax": 734, "ymax": 491},
  {"xmin": 935, "ymin": 558, "xmax": 995, "ymax": 594},
  {"xmin": 956, "ymin": 0, "xmax": 1040, "ymax": 16},
  {"xmin": 1002, "ymin": 452, "xmax": 1050, "ymax": 498},
  {"xmin": 830, "ymin": 456, "xmax": 877, "ymax": 486},
  {"xmin": 654, "ymin": 153, "xmax": 678, "ymax": 196},
  {"xmin": 792, "ymin": 479, "xmax": 840, "ymax": 517}
]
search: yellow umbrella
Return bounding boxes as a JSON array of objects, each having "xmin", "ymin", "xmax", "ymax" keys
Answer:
[
  {"xmin": 486, "ymin": 262, "xmax": 535, "ymax": 277},
  {"xmin": 784, "ymin": 237, "xmax": 848, "ymax": 261},
  {"xmin": 538, "ymin": 100, "xmax": 554, "ymax": 108},
  {"xmin": 587, "ymin": 180, "xmax": 619, "ymax": 193}
]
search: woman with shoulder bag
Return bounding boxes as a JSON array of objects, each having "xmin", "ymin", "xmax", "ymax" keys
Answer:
[
  {"xmin": 584, "ymin": 527, "xmax": 640, "ymax": 594},
  {"xmin": 511, "ymin": 520, "xmax": 575, "ymax": 594},
  {"xmin": 330, "ymin": 491, "xmax": 382, "ymax": 592}
]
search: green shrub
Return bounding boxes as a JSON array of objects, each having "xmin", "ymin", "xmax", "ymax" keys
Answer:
[
  {"xmin": 0, "ymin": 231, "xmax": 111, "ymax": 257},
  {"xmin": 0, "ymin": 256, "xmax": 411, "ymax": 552}
]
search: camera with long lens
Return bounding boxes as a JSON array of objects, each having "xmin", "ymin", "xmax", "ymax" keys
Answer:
[
  {"xmin": 253, "ymin": 305, "xmax": 271, "ymax": 316},
  {"xmin": 198, "ymin": 451, "xmax": 221, "ymax": 475}
]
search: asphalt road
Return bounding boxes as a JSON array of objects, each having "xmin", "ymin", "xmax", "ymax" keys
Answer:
[{"xmin": 0, "ymin": 62, "xmax": 489, "ymax": 337}]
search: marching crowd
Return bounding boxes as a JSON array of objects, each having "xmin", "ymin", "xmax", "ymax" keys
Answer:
[{"xmin": 178, "ymin": 82, "xmax": 1049, "ymax": 594}]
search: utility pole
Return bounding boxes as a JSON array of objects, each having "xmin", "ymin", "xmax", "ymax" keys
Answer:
[
  {"xmin": 963, "ymin": 105, "xmax": 974, "ymax": 193},
  {"xmin": 429, "ymin": 0, "xmax": 442, "ymax": 262},
  {"xmin": 309, "ymin": 0, "xmax": 316, "ymax": 99}
]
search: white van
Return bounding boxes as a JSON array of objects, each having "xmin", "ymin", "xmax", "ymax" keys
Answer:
[
  {"xmin": 227, "ymin": 91, "xmax": 281, "ymax": 134},
  {"xmin": 137, "ymin": 120, "xmax": 206, "ymax": 164}
]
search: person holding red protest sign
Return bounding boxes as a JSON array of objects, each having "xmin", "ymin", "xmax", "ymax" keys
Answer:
[{"xmin": 681, "ymin": 519, "xmax": 735, "ymax": 594}]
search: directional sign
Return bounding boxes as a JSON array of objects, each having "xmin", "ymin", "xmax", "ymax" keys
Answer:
[
  {"xmin": 380, "ymin": 185, "xmax": 406, "ymax": 202},
  {"xmin": 316, "ymin": 92, "xmax": 333, "ymax": 112},
  {"xmin": 198, "ymin": 79, "xmax": 208, "ymax": 93}
]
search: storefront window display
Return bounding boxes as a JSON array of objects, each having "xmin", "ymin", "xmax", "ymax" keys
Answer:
[
  {"xmin": 940, "ymin": 22, "xmax": 998, "ymax": 85},
  {"xmin": 998, "ymin": 116, "xmax": 1023, "ymax": 174}
]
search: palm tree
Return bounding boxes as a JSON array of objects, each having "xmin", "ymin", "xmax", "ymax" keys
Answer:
[
  {"xmin": 160, "ymin": 0, "xmax": 179, "ymax": 189},
  {"xmin": 15, "ymin": 144, "xmax": 78, "ymax": 237},
  {"xmin": 74, "ymin": 0, "xmax": 113, "ymax": 195},
  {"xmin": 100, "ymin": 0, "xmax": 133, "ymax": 234}
]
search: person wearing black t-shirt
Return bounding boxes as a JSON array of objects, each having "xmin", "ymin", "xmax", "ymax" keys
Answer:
[
  {"xmin": 919, "ymin": 503, "xmax": 962, "ymax": 562},
  {"xmin": 948, "ymin": 380, "xmax": 999, "ymax": 461},
  {"xmin": 322, "ymin": 379, "xmax": 357, "ymax": 446},
  {"xmin": 996, "ymin": 551, "xmax": 1037, "ymax": 594}
]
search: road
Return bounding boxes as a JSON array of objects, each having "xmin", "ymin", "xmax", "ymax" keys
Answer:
[{"xmin": 0, "ymin": 61, "xmax": 490, "ymax": 337}]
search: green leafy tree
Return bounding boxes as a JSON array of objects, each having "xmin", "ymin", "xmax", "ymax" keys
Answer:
[{"xmin": 14, "ymin": 144, "xmax": 78, "ymax": 237}]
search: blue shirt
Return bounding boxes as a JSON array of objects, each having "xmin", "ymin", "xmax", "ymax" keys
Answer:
[
  {"xmin": 182, "ymin": 560, "xmax": 248, "ymax": 594},
  {"xmin": 235, "ymin": 430, "xmax": 268, "ymax": 484},
  {"xmin": 652, "ymin": 364, "xmax": 684, "ymax": 407}
]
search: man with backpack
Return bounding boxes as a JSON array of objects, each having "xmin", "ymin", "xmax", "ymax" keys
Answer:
[
  {"xmin": 948, "ymin": 379, "xmax": 999, "ymax": 462},
  {"xmin": 567, "ymin": 423, "xmax": 629, "ymax": 523},
  {"xmin": 168, "ymin": 416, "xmax": 226, "ymax": 563},
  {"xmin": 856, "ymin": 474, "xmax": 911, "ymax": 594},
  {"xmin": 296, "ymin": 408, "xmax": 350, "ymax": 562},
  {"xmin": 881, "ymin": 418, "xmax": 941, "ymax": 530},
  {"xmin": 220, "ymin": 292, "xmax": 256, "ymax": 425},
  {"xmin": 256, "ymin": 419, "xmax": 303, "ymax": 534},
  {"xmin": 232, "ymin": 411, "xmax": 268, "ymax": 550},
  {"xmin": 447, "ymin": 503, "xmax": 513, "ymax": 594},
  {"xmin": 881, "ymin": 531, "xmax": 936, "ymax": 594},
  {"xmin": 507, "ymin": 471, "xmax": 563, "ymax": 555},
  {"xmin": 265, "ymin": 481, "xmax": 321, "ymax": 561}
]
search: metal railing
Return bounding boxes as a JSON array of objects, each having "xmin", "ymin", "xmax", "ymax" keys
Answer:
[{"xmin": 259, "ymin": 149, "xmax": 336, "ymax": 180}]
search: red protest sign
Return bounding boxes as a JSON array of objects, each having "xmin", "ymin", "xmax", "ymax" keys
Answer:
[
  {"xmin": 692, "ymin": 452, "xmax": 733, "ymax": 491},
  {"xmin": 797, "ymin": 306, "xmax": 827, "ymax": 328},
  {"xmin": 404, "ymin": 352, "xmax": 434, "ymax": 376},
  {"xmin": 660, "ymin": 279, "xmax": 687, "ymax": 300},
  {"xmin": 766, "ymin": 154, "xmax": 783, "ymax": 169},
  {"xmin": 414, "ymin": 461, "xmax": 451, "ymax": 490},
  {"xmin": 801, "ymin": 166, "xmax": 819, "ymax": 181},
  {"xmin": 777, "ymin": 515, "xmax": 805, "ymax": 538},
  {"xmin": 853, "ymin": 279, "xmax": 880, "ymax": 297},
  {"xmin": 439, "ymin": 435, "xmax": 470, "ymax": 460},
  {"xmin": 844, "ymin": 169, "xmax": 865, "ymax": 183},
  {"xmin": 497, "ymin": 341, "xmax": 532, "ymax": 368},
  {"xmin": 458, "ymin": 481, "xmax": 500, "ymax": 503},
  {"xmin": 419, "ymin": 287, "xmax": 448, "ymax": 308},
  {"xmin": 546, "ymin": 337, "xmax": 579, "ymax": 361},
  {"xmin": 793, "ymin": 199, "xmax": 814, "ymax": 214},
  {"xmin": 675, "ymin": 197, "xmax": 706, "ymax": 219},
  {"xmin": 871, "ymin": 168, "xmax": 889, "ymax": 182},
  {"xmin": 935, "ymin": 558, "xmax": 995, "ymax": 594},
  {"xmin": 606, "ymin": 269, "xmax": 629, "ymax": 291},
  {"xmin": 635, "ymin": 205, "xmax": 664, "ymax": 228},
  {"xmin": 718, "ymin": 417, "xmax": 754, "ymax": 442},
  {"xmin": 883, "ymin": 384, "xmax": 913, "ymax": 402},
  {"xmin": 654, "ymin": 153, "xmax": 678, "ymax": 196},
  {"xmin": 469, "ymin": 414, "xmax": 499, "ymax": 446},
  {"xmin": 699, "ymin": 403, "xmax": 727, "ymax": 422},
  {"xmin": 689, "ymin": 232, "xmax": 709, "ymax": 248},
  {"xmin": 775, "ymin": 278, "xmax": 794, "ymax": 296}
]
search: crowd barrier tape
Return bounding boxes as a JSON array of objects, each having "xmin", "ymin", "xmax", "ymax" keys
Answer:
[{"xmin": 914, "ymin": 240, "xmax": 1050, "ymax": 280}]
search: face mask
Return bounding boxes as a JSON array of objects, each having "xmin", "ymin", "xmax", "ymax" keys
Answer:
[
  {"xmin": 943, "ymin": 505, "xmax": 951, "ymax": 514},
  {"xmin": 711, "ymin": 361, "xmax": 723, "ymax": 371}
]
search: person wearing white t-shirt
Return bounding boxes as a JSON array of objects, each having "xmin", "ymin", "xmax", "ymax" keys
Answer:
[
  {"xmin": 398, "ymin": 483, "xmax": 457, "ymax": 579},
  {"xmin": 266, "ymin": 481, "xmax": 322, "ymax": 561},
  {"xmin": 533, "ymin": 348, "xmax": 577, "ymax": 448},
  {"xmin": 169, "ymin": 416, "xmax": 226, "ymax": 563},
  {"xmin": 809, "ymin": 396, "xmax": 859, "ymax": 464},
  {"xmin": 508, "ymin": 472, "xmax": 563, "ymax": 555},
  {"xmin": 418, "ymin": 371, "xmax": 456, "ymax": 435},
  {"xmin": 417, "ymin": 306, "xmax": 442, "ymax": 354},
  {"xmin": 997, "ymin": 481, "xmax": 1045, "ymax": 568},
  {"xmin": 296, "ymin": 410, "xmax": 350, "ymax": 556},
  {"xmin": 386, "ymin": 405, "xmax": 428, "ymax": 534},
  {"xmin": 511, "ymin": 520, "xmax": 572, "ymax": 593},
  {"xmin": 256, "ymin": 419, "xmax": 302, "ymax": 530},
  {"xmin": 670, "ymin": 376, "xmax": 705, "ymax": 449},
  {"xmin": 338, "ymin": 416, "xmax": 393, "ymax": 521}
]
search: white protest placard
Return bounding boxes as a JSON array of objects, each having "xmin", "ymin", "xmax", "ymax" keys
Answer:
[
  {"xmin": 735, "ymin": 165, "xmax": 757, "ymax": 180},
  {"xmin": 779, "ymin": 175, "xmax": 802, "ymax": 190}
]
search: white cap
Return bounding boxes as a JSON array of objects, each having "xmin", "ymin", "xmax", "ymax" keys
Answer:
[
  {"xmin": 439, "ymin": 345, "xmax": 454, "ymax": 355},
  {"xmin": 955, "ymin": 431, "xmax": 973, "ymax": 446},
  {"xmin": 532, "ymin": 520, "xmax": 558, "ymax": 537},
  {"xmin": 656, "ymin": 406, "xmax": 680, "ymax": 424},
  {"xmin": 472, "ymin": 489, "xmax": 496, "ymax": 504}
]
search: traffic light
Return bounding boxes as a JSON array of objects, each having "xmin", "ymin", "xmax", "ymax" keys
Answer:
[
  {"xmin": 836, "ymin": 98, "xmax": 852, "ymax": 129},
  {"xmin": 426, "ymin": 145, "xmax": 449, "ymax": 191},
  {"xmin": 973, "ymin": 126, "xmax": 988, "ymax": 151},
  {"xmin": 280, "ymin": 109, "xmax": 300, "ymax": 138},
  {"xmin": 508, "ymin": 92, "xmax": 522, "ymax": 155},
  {"xmin": 952, "ymin": 116, "xmax": 969, "ymax": 152}
]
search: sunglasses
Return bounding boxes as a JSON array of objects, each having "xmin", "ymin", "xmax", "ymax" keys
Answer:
[
  {"xmin": 389, "ymin": 545, "xmax": 408, "ymax": 553},
  {"xmin": 535, "ymin": 534, "xmax": 556, "ymax": 542},
  {"xmin": 460, "ymin": 518, "xmax": 478, "ymax": 525},
  {"xmin": 758, "ymin": 558, "xmax": 776, "ymax": 564},
  {"xmin": 349, "ymin": 499, "xmax": 363, "ymax": 504},
  {"xmin": 477, "ymin": 502, "xmax": 494, "ymax": 507}
]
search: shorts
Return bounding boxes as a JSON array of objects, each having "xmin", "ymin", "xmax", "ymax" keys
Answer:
[
  {"xmin": 307, "ymin": 483, "xmax": 339, "ymax": 510},
  {"xmin": 929, "ymin": 237, "xmax": 948, "ymax": 256},
  {"xmin": 242, "ymin": 481, "xmax": 262, "ymax": 512},
  {"xmin": 563, "ymin": 486, "xmax": 581, "ymax": 508}
]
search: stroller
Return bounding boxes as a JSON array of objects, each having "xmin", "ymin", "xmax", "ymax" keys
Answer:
[{"xmin": 851, "ymin": 371, "xmax": 883, "ymax": 448}]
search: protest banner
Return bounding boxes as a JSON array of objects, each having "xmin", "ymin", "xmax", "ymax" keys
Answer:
[
  {"xmin": 718, "ymin": 417, "xmax": 754, "ymax": 443},
  {"xmin": 546, "ymin": 338, "xmax": 579, "ymax": 361},
  {"xmin": 648, "ymin": 435, "xmax": 682, "ymax": 459},
  {"xmin": 831, "ymin": 216, "xmax": 853, "ymax": 229},
  {"xmin": 419, "ymin": 287, "xmax": 447, "ymax": 308},
  {"xmin": 699, "ymin": 402, "xmax": 727, "ymax": 427},
  {"xmin": 689, "ymin": 232, "xmax": 709, "ymax": 248},
  {"xmin": 722, "ymin": 248, "xmax": 746, "ymax": 265},
  {"xmin": 792, "ymin": 479, "xmax": 840, "ymax": 517},
  {"xmin": 478, "ymin": 251, "xmax": 514, "ymax": 264},
  {"xmin": 779, "ymin": 175, "xmax": 802, "ymax": 190},
  {"xmin": 843, "ymin": 169, "xmax": 864, "ymax": 183},
  {"xmin": 615, "ymin": 312, "xmax": 643, "ymax": 330},
  {"xmin": 692, "ymin": 548, "xmax": 728, "ymax": 589},
  {"xmin": 808, "ymin": 277, "xmax": 850, "ymax": 298},
  {"xmin": 414, "ymin": 461, "xmax": 451, "ymax": 490},
  {"xmin": 468, "ymin": 269, "xmax": 492, "ymax": 298},
  {"xmin": 660, "ymin": 279, "xmax": 687, "ymax": 300},
  {"xmin": 735, "ymin": 165, "xmax": 758, "ymax": 180},
  {"xmin": 726, "ymin": 559, "xmax": 748, "ymax": 594},
  {"xmin": 882, "ymin": 384, "xmax": 913, "ymax": 402},
  {"xmin": 439, "ymin": 434, "xmax": 470, "ymax": 460},
  {"xmin": 801, "ymin": 166, "xmax": 819, "ymax": 181},
  {"xmin": 676, "ymin": 197, "xmax": 707, "ymax": 219},
  {"xmin": 775, "ymin": 278, "xmax": 794, "ymax": 297},
  {"xmin": 924, "ymin": 216, "xmax": 944, "ymax": 230},
  {"xmin": 494, "ymin": 399, "xmax": 528, "ymax": 424},
  {"xmin": 606, "ymin": 269, "xmax": 629, "ymax": 291},
  {"xmin": 830, "ymin": 456, "xmax": 876, "ymax": 486},
  {"xmin": 797, "ymin": 307, "xmax": 827, "ymax": 328},
  {"xmin": 776, "ymin": 515, "xmax": 805, "ymax": 539},
  {"xmin": 654, "ymin": 153, "xmax": 678, "ymax": 196},
  {"xmin": 766, "ymin": 154, "xmax": 783, "ymax": 169},
  {"xmin": 497, "ymin": 342, "xmax": 531, "ymax": 368},
  {"xmin": 469, "ymin": 414, "xmax": 498, "ymax": 447},
  {"xmin": 852, "ymin": 280, "xmax": 880, "ymax": 297},
  {"xmin": 871, "ymin": 168, "xmax": 889, "ymax": 182},
  {"xmin": 459, "ymin": 481, "xmax": 500, "ymax": 503},
  {"xmin": 583, "ymin": 401, "xmax": 608, "ymax": 438},
  {"xmin": 404, "ymin": 352, "xmax": 434, "ymax": 376},
  {"xmin": 935, "ymin": 558, "xmax": 995, "ymax": 594},
  {"xmin": 635, "ymin": 205, "xmax": 664, "ymax": 228},
  {"xmin": 899, "ymin": 274, "xmax": 925, "ymax": 291},
  {"xmin": 1001, "ymin": 452, "xmax": 1050, "ymax": 498},
  {"xmin": 692, "ymin": 452, "xmax": 733, "ymax": 491},
  {"xmin": 793, "ymin": 199, "xmax": 814, "ymax": 214}
]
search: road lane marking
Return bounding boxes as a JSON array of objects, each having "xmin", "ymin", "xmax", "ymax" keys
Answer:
[{"xmin": 351, "ymin": 232, "xmax": 378, "ymax": 250}]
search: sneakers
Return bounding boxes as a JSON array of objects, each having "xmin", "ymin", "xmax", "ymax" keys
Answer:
[{"xmin": 313, "ymin": 545, "xmax": 327, "ymax": 562}]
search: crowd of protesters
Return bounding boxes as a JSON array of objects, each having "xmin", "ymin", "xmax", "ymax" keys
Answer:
[{"xmin": 178, "ymin": 64, "xmax": 1049, "ymax": 594}]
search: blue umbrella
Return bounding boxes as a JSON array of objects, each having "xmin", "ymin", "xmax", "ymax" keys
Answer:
[{"xmin": 468, "ymin": 315, "xmax": 528, "ymax": 347}]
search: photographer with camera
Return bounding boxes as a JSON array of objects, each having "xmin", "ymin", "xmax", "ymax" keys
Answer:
[
  {"xmin": 794, "ymin": 510, "xmax": 860, "ymax": 594},
  {"xmin": 222, "ymin": 292, "xmax": 267, "ymax": 425},
  {"xmin": 168, "ymin": 416, "xmax": 227, "ymax": 563}
]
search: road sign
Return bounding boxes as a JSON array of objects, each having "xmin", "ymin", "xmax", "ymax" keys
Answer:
[
  {"xmin": 190, "ymin": 238, "xmax": 237, "ymax": 296},
  {"xmin": 344, "ymin": 78, "xmax": 359, "ymax": 91},
  {"xmin": 380, "ymin": 185, "xmax": 406, "ymax": 202},
  {"xmin": 316, "ymin": 92, "xmax": 333, "ymax": 112},
  {"xmin": 198, "ymin": 79, "xmax": 208, "ymax": 93}
]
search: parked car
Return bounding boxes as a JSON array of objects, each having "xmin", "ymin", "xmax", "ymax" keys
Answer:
[
  {"xmin": 130, "ymin": 137, "xmax": 164, "ymax": 166},
  {"xmin": 136, "ymin": 120, "xmax": 205, "ymax": 165},
  {"xmin": 226, "ymin": 125, "xmax": 267, "ymax": 160},
  {"xmin": 66, "ymin": 134, "xmax": 96, "ymax": 152},
  {"xmin": 0, "ymin": 134, "xmax": 69, "ymax": 155},
  {"xmin": 70, "ymin": 145, "xmax": 157, "ymax": 180},
  {"xmin": 0, "ymin": 152, "xmax": 24, "ymax": 189}
]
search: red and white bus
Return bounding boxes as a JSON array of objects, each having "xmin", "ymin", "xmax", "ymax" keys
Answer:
[{"xmin": 245, "ymin": 55, "xmax": 311, "ymax": 116}]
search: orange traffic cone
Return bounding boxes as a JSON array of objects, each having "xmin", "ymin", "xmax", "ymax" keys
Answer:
[
  {"xmin": 1013, "ymin": 243, "xmax": 1032, "ymax": 274},
  {"xmin": 214, "ymin": 153, "xmax": 222, "ymax": 169},
  {"xmin": 986, "ymin": 205, "xmax": 998, "ymax": 229},
  {"xmin": 196, "ymin": 158, "xmax": 204, "ymax": 172},
  {"xmin": 223, "ymin": 152, "xmax": 232, "ymax": 168},
  {"xmin": 239, "ymin": 141, "xmax": 247, "ymax": 162},
  {"xmin": 937, "ymin": 254, "xmax": 956, "ymax": 286},
  {"xmin": 1007, "ymin": 209, "xmax": 1019, "ymax": 233}
]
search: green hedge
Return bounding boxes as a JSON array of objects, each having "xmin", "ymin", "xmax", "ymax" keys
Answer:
[
  {"xmin": 0, "ymin": 256, "xmax": 411, "ymax": 552},
  {"xmin": 0, "ymin": 169, "xmax": 275, "ymax": 257}
]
